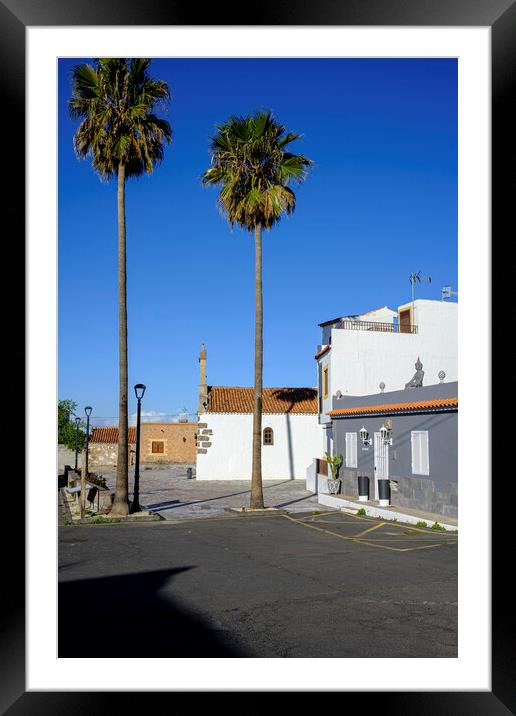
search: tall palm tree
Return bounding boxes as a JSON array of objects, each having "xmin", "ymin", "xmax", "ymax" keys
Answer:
[
  {"xmin": 69, "ymin": 58, "xmax": 172, "ymax": 515},
  {"xmin": 202, "ymin": 111, "xmax": 312, "ymax": 509}
]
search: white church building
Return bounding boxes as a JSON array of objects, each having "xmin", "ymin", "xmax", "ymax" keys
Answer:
[{"xmin": 195, "ymin": 343, "xmax": 322, "ymax": 480}]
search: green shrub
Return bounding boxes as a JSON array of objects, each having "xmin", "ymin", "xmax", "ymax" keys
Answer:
[
  {"xmin": 80, "ymin": 472, "xmax": 108, "ymax": 488},
  {"xmin": 88, "ymin": 516, "xmax": 116, "ymax": 524},
  {"xmin": 324, "ymin": 452, "xmax": 343, "ymax": 479},
  {"xmin": 416, "ymin": 520, "xmax": 428, "ymax": 528},
  {"xmin": 356, "ymin": 507, "xmax": 366, "ymax": 515},
  {"xmin": 431, "ymin": 522, "xmax": 445, "ymax": 530}
]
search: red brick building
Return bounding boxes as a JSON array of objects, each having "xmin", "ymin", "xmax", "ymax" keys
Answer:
[
  {"xmin": 140, "ymin": 422, "xmax": 197, "ymax": 463},
  {"xmin": 88, "ymin": 423, "xmax": 196, "ymax": 468}
]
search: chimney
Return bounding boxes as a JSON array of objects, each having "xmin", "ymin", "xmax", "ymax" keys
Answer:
[{"xmin": 198, "ymin": 341, "xmax": 208, "ymax": 414}]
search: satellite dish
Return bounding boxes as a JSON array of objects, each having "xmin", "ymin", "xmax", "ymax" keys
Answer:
[{"xmin": 335, "ymin": 390, "xmax": 342, "ymax": 399}]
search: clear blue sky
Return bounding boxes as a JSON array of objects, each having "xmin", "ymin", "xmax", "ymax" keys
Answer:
[{"xmin": 58, "ymin": 58, "xmax": 457, "ymax": 424}]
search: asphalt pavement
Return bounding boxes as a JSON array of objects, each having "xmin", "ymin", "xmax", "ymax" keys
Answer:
[{"xmin": 58, "ymin": 509, "xmax": 457, "ymax": 658}]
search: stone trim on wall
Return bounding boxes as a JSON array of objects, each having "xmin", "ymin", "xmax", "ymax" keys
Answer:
[{"xmin": 196, "ymin": 420, "xmax": 214, "ymax": 455}]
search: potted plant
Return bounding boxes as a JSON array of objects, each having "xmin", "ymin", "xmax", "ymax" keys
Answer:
[{"xmin": 324, "ymin": 452, "xmax": 343, "ymax": 494}]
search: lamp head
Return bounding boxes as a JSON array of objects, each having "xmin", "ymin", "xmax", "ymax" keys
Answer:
[
  {"xmin": 85, "ymin": 406, "xmax": 92, "ymax": 417},
  {"xmin": 380, "ymin": 422, "xmax": 392, "ymax": 444},
  {"xmin": 134, "ymin": 384, "xmax": 146, "ymax": 400}
]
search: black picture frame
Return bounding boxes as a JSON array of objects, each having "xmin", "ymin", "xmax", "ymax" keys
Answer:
[{"xmin": 5, "ymin": 0, "xmax": 508, "ymax": 712}]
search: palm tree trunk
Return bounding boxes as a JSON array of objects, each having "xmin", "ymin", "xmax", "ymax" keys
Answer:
[
  {"xmin": 250, "ymin": 223, "xmax": 264, "ymax": 509},
  {"xmin": 111, "ymin": 161, "xmax": 130, "ymax": 516}
]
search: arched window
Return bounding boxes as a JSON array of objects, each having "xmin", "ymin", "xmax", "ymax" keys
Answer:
[{"xmin": 263, "ymin": 427, "xmax": 274, "ymax": 446}]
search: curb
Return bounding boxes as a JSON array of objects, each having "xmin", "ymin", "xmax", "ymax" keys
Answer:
[
  {"xmin": 72, "ymin": 513, "xmax": 164, "ymax": 524},
  {"xmin": 225, "ymin": 507, "xmax": 288, "ymax": 515},
  {"xmin": 58, "ymin": 488, "xmax": 73, "ymax": 524},
  {"xmin": 318, "ymin": 493, "xmax": 458, "ymax": 532}
]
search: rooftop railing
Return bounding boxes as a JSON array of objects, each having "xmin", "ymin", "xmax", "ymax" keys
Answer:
[{"xmin": 337, "ymin": 319, "xmax": 418, "ymax": 334}]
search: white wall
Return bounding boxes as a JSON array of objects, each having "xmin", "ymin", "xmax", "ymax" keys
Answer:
[
  {"xmin": 196, "ymin": 412, "xmax": 323, "ymax": 480},
  {"xmin": 358, "ymin": 306, "xmax": 396, "ymax": 323},
  {"xmin": 328, "ymin": 300, "xmax": 457, "ymax": 396}
]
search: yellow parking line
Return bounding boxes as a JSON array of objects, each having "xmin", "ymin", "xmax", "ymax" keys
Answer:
[
  {"xmin": 311, "ymin": 510, "xmax": 458, "ymax": 535},
  {"xmin": 356, "ymin": 535, "xmax": 458, "ymax": 541},
  {"xmin": 282, "ymin": 514, "xmax": 457, "ymax": 553},
  {"xmin": 355, "ymin": 539, "xmax": 446, "ymax": 552},
  {"xmin": 282, "ymin": 514, "xmax": 354, "ymax": 542},
  {"xmin": 297, "ymin": 511, "xmax": 341, "ymax": 521},
  {"xmin": 358, "ymin": 521, "xmax": 451, "ymax": 535},
  {"xmin": 353, "ymin": 523, "xmax": 386, "ymax": 539},
  {"xmin": 303, "ymin": 518, "xmax": 371, "ymax": 526}
]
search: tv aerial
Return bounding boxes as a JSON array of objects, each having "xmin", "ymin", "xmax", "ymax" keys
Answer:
[{"xmin": 409, "ymin": 270, "xmax": 432, "ymax": 309}]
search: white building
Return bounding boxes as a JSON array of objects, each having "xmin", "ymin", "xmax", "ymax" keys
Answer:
[
  {"xmin": 195, "ymin": 345, "xmax": 321, "ymax": 480},
  {"xmin": 315, "ymin": 299, "xmax": 458, "ymax": 450}
]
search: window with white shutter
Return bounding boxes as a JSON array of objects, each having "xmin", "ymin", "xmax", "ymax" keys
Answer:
[
  {"xmin": 345, "ymin": 432, "xmax": 358, "ymax": 468},
  {"xmin": 411, "ymin": 431, "xmax": 429, "ymax": 475}
]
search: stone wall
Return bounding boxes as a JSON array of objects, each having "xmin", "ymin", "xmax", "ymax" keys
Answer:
[
  {"xmin": 337, "ymin": 468, "xmax": 457, "ymax": 518},
  {"xmin": 58, "ymin": 445, "xmax": 82, "ymax": 474},
  {"xmin": 86, "ymin": 423, "xmax": 197, "ymax": 468},
  {"xmin": 88, "ymin": 444, "xmax": 135, "ymax": 469},
  {"xmin": 141, "ymin": 423, "xmax": 197, "ymax": 463}
]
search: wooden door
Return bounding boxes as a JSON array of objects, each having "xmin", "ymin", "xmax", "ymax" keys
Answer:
[{"xmin": 399, "ymin": 308, "xmax": 412, "ymax": 333}]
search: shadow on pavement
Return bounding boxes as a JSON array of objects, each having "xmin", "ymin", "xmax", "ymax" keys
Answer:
[
  {"xmin": 59, "ymin": 567, "xmax": 249, "ymax": 657},
  {"xmin": 274, "ymin": 494, "xmax": 317, "ymax": 508},
  {"xmin": 144, "ymin": 479, "xmax": 293, "ymax": 512}
]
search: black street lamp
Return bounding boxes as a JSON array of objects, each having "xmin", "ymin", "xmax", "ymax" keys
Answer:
[
  {"xmin": 74, "ymin": 416, "xmax": 81, "ymax": 471},
  {"xmin": 80, "ymin": 406, "xmax": 92, "ymax": 519},
  {"xmin": 132, "ymin": 384, "xmax": 146, "ymax": 513}
]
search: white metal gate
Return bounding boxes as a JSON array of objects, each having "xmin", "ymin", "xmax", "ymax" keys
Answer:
[{"xmin": 374, "ymin": 432, "xmax": 389, "ymax": 500}]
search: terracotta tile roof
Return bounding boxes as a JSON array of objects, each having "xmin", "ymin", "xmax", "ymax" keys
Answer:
[
  {"xmin": 319, "ymin": 316, "xmax": 344, "ymax": 328},
  {"xmin": 327, "ymin": 397, "xmax": 458, "ymax": 417},
  {"xmin": 206, "ymin": 386, "xmax": 318, "ymax": 414},
  {"xmin": 314, "ymin": 345, "xmax": 331, "ymax": 360},
  {"xmin": 90, "ymin": 426, "xmax": 137, "ymax": 443}
]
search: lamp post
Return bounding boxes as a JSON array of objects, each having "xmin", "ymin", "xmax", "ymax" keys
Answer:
[
  {"xmin": 132, "ymin": 384, "xmax": 146, "ymax": 513},
  {"xmin": 80, "ymin": 406, "xmax": 92, "ymax": 519},
  {"xmin": 74, "ymin": 416, "xmax": 81, "ymax": 471}
]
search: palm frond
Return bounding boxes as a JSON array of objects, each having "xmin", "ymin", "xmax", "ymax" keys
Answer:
[
  {"xmin": 202, "ymin": 110, "xmax": 312, "ymax": 231},
  {"xmin": 69, "ymin": 58, "xmax": 172, "ymax": 181}
]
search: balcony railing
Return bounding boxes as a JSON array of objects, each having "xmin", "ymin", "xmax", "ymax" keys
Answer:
[{"xmin": 337, "ymin": 319, "xmax": 418, "ymax": 334}]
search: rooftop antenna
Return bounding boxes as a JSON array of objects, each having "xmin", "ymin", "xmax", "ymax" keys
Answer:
[
  {"xmin": 409, "ymin": 271, "xmax": 432, "ymax": 316},
  {"xmin": 441, "ymin": 285, "xmax": 458, "ymax": 301}
]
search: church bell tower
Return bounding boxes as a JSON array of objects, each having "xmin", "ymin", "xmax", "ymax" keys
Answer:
[{"xmin": 198, "ymin": 341, "xmax": 208, "ymax": 414}]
